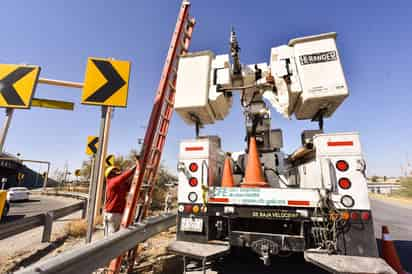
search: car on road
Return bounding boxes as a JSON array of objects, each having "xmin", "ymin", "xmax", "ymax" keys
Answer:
[{"xmin": 7, "ymin": 187, "xmax": 30, "ymax": 202}]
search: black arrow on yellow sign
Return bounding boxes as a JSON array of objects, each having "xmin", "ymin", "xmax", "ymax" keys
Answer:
[
  {"xmin": 88, "ymin": 137, "xmax": 98, "ymax": 155},
  {"xmin": 84, "ymin": 60, "xmax": 126, "ymax": 103},
  {"xmin": 105, "ymin": 154, "xmax": 115, "ymax": 167},
  {"xmin": 0, "ymin": 67, "xmax": 36, "ymax": 106}
]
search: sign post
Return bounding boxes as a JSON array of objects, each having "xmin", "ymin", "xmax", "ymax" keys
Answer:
[
  {"xmin": 94, "ymin": 106, "xmax": 112, "ymax": 221},
  {"xmin": 86, "ymin": 107, "xmax": 109, "ymax": 243},
  {"xmin": 0, "ymin": 108, "xmax": 14, "ymax": 153},
  {"xmin": 83, "ymin": 57, "xmax": 130, "ymax": 243}
]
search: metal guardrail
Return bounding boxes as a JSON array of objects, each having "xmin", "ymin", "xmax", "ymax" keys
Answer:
[
  {"xmin": 40, "ymin": 189, "xmax": 89, "ymax": 200},
  {"xmin": 0, "ymin": 201, "xmax": 86, "ymax": 242},
  {"xmin": 16, "ymin": 213, "xmax": 176, "ymax": 274}
]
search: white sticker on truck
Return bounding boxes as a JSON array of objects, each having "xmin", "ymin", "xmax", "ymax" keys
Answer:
[{"xmin": 208, "ymin": 187, "xmax": 318, "ymax": 207}]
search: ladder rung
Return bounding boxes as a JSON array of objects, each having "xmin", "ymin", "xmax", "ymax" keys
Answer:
[
  {"xmin": 160, "ymin": 114, "xmax": 171, "ymax": 122},
  {"xmin": 168, "ymin": 80, "xmax": 176, "ymax": 91},
  {"xmin": 172, "ymin": 66, "xmax": 177, "ymax": 74},
  {"xmin": 146, "ymin": 164, "xmax": 155, "ymax": 170},
  {"xmin": 165, "ymin": 100, "xmax": 173, "ymax": 107}
]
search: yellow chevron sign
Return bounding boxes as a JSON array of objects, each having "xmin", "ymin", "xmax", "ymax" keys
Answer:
[
  {"xmin": 82, "ymin": 58, "xmax": 130, "ymax": 107},
  {"xmin": 86, "ymin": 136, "xmax": 99, "ymax": 156},
  {"xmin": 0, "ymin": 64, "xmax": 41, "ymax": 109}
]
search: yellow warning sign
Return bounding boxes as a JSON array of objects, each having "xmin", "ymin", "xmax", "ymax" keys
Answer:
[
  {"xmin": 105, "ymin": 154, "xmax": 115, "ymax": 167},
  {"xmin": 81, "ymin": 58, "xmax": 130, "ymax": 107},
  {"xmin": 86, "ymin": 136, "xmax": 99, "ymax": 156},
  {"xmin": 75, "ymin": 169, "xmax": 81, "ymax": 177},
  {"xmin": 0, "ymin": 64, "xmax": 41, "ymax": 109}
]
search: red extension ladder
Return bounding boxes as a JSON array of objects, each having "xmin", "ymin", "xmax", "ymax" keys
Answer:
[{"xmin": 109, "ymin": 1, "xmax": 195, "ymax": 273}]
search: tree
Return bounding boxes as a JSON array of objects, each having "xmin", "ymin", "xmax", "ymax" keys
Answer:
[
  {"xmin": 79, "ymin": 150, "xmax": 138, "ymax": 182},
  {"xmin": 79, "ymin": 157, "xmax": 93, "ymax": 180},
  {"xmin": 151, "ymin": 164, "xmax": 178, "ymax": 210}
]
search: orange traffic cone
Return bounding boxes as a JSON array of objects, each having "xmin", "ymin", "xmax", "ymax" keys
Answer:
[
  {"xmin": 381, "ymin": 226, "xmax": 408, "ymax": 274},
  {"xmin": 221, "ymin": 154, "xmax": 235, "ymax": 187},
  {"xmin": 241, "ymin": 137, "xmax": 268, "ymax": 188}
]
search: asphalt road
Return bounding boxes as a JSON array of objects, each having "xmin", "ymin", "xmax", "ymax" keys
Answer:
[
  {"xmin": 2, "ymin": 193, "xmax": 78, "ymax": 223},
  {"xmin": 186, "ymin": 198, "xmax": 412, "ymax": 273},
  {"xmin": 371, "ymin": 198, "xmax": 412, "ymax": 272},
  {"xmin": 0, "ymin": 194, "xmax": 83, "ymax": 269}
]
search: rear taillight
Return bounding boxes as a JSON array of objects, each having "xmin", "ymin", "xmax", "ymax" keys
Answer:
[
  {"xmin": 189, "ymin": 177, "xmax": 198, "ymax": 187},
  {"xmin": 336, "ymin": 160, "xmax": 349, "ymax": 172},
  {"xmin": 184, "ymin": 205, "xmax": 193, "ymax": 213},
  {"xmin": 361, "ymin": 211, "xmax": 370, "ymax": 220},
  {"xmin": 192, "ymin": 205, "xmax": 200, "ymax": 214},
  {"xmin": 341, "ymin": 211, "xmax": 350, "ymax": 220},
  {"xmin": 350, "ymin": 212, "xmax": 359, "ymax": 220},
  {"xmin": 338, "ymin": 178, "xmax": 351, "ymax": 189},
  {"xmin": 189, "ymin": 162, "xmax": 198, "ymax": 172}
]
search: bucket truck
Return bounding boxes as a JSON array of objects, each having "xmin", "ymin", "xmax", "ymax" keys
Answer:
[{"xmin": 168, "ymin": 31, "xmax": 394, "ymax": 273}]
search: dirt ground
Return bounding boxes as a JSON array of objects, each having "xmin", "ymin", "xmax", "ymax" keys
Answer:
[
  {"xmin": 2, "ymin": 223, "xmax": 180, "ymax": 274},
  {"xmin": 131, "ymin": 226, "xmax": 182, "ymax": 274}
]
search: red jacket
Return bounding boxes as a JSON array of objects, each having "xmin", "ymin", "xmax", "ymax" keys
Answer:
[{"xmin": 104, "ymin": 168, "xmax": 135, "ymax": 213}]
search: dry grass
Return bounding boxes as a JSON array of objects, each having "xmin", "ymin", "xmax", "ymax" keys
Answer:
[{"xmin": 64, "ymin": 219, "xmax": 88, "ymax": 238}]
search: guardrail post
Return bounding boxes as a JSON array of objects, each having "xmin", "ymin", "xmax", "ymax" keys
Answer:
[
  {"xmin": 81, "ymin": 201, "xmax": 87, "ymax": 219},
  {"xmin": 42, "ymin": 211, "xmax": 54, "ymax": 242}
]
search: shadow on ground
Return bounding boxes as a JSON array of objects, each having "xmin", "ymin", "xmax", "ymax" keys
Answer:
[
  {"xmin": 183, "ymin": 239, "xmax": 412, "ymax": 273},
  {"xmin": 1, "ymin": 214, "xmax": 25, "ymax": 223},
  {"xmin": 9, "ymin": 199, "xmax": 41, "ymax": 204},
  {"xmin": 187, "ymin": 249, "xmax": 328, "ymax": 274}
]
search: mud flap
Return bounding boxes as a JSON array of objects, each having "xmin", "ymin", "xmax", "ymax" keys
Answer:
[{"xmin": 304, "ymin": 249, "xmax": 396, "ymax": 274}]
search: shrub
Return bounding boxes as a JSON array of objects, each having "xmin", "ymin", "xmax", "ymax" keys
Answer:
[{"xmin": 65, "ymin": 219, "xmax": 87, "ymax": 238}]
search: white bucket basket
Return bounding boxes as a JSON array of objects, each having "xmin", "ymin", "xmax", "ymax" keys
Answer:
[{"xmin": 290, "ymin": 32, "xmax": 349, "ymax": 120}]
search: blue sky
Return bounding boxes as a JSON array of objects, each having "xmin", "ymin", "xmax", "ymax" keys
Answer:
[{"xmin": 1, "ymin": 0, "xmax": 411, "ymax": 177}]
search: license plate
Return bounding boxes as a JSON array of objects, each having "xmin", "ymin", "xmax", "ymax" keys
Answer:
[{"xmin": 180, "ymin": 217, "xmax": 203, "ymax": 232}]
